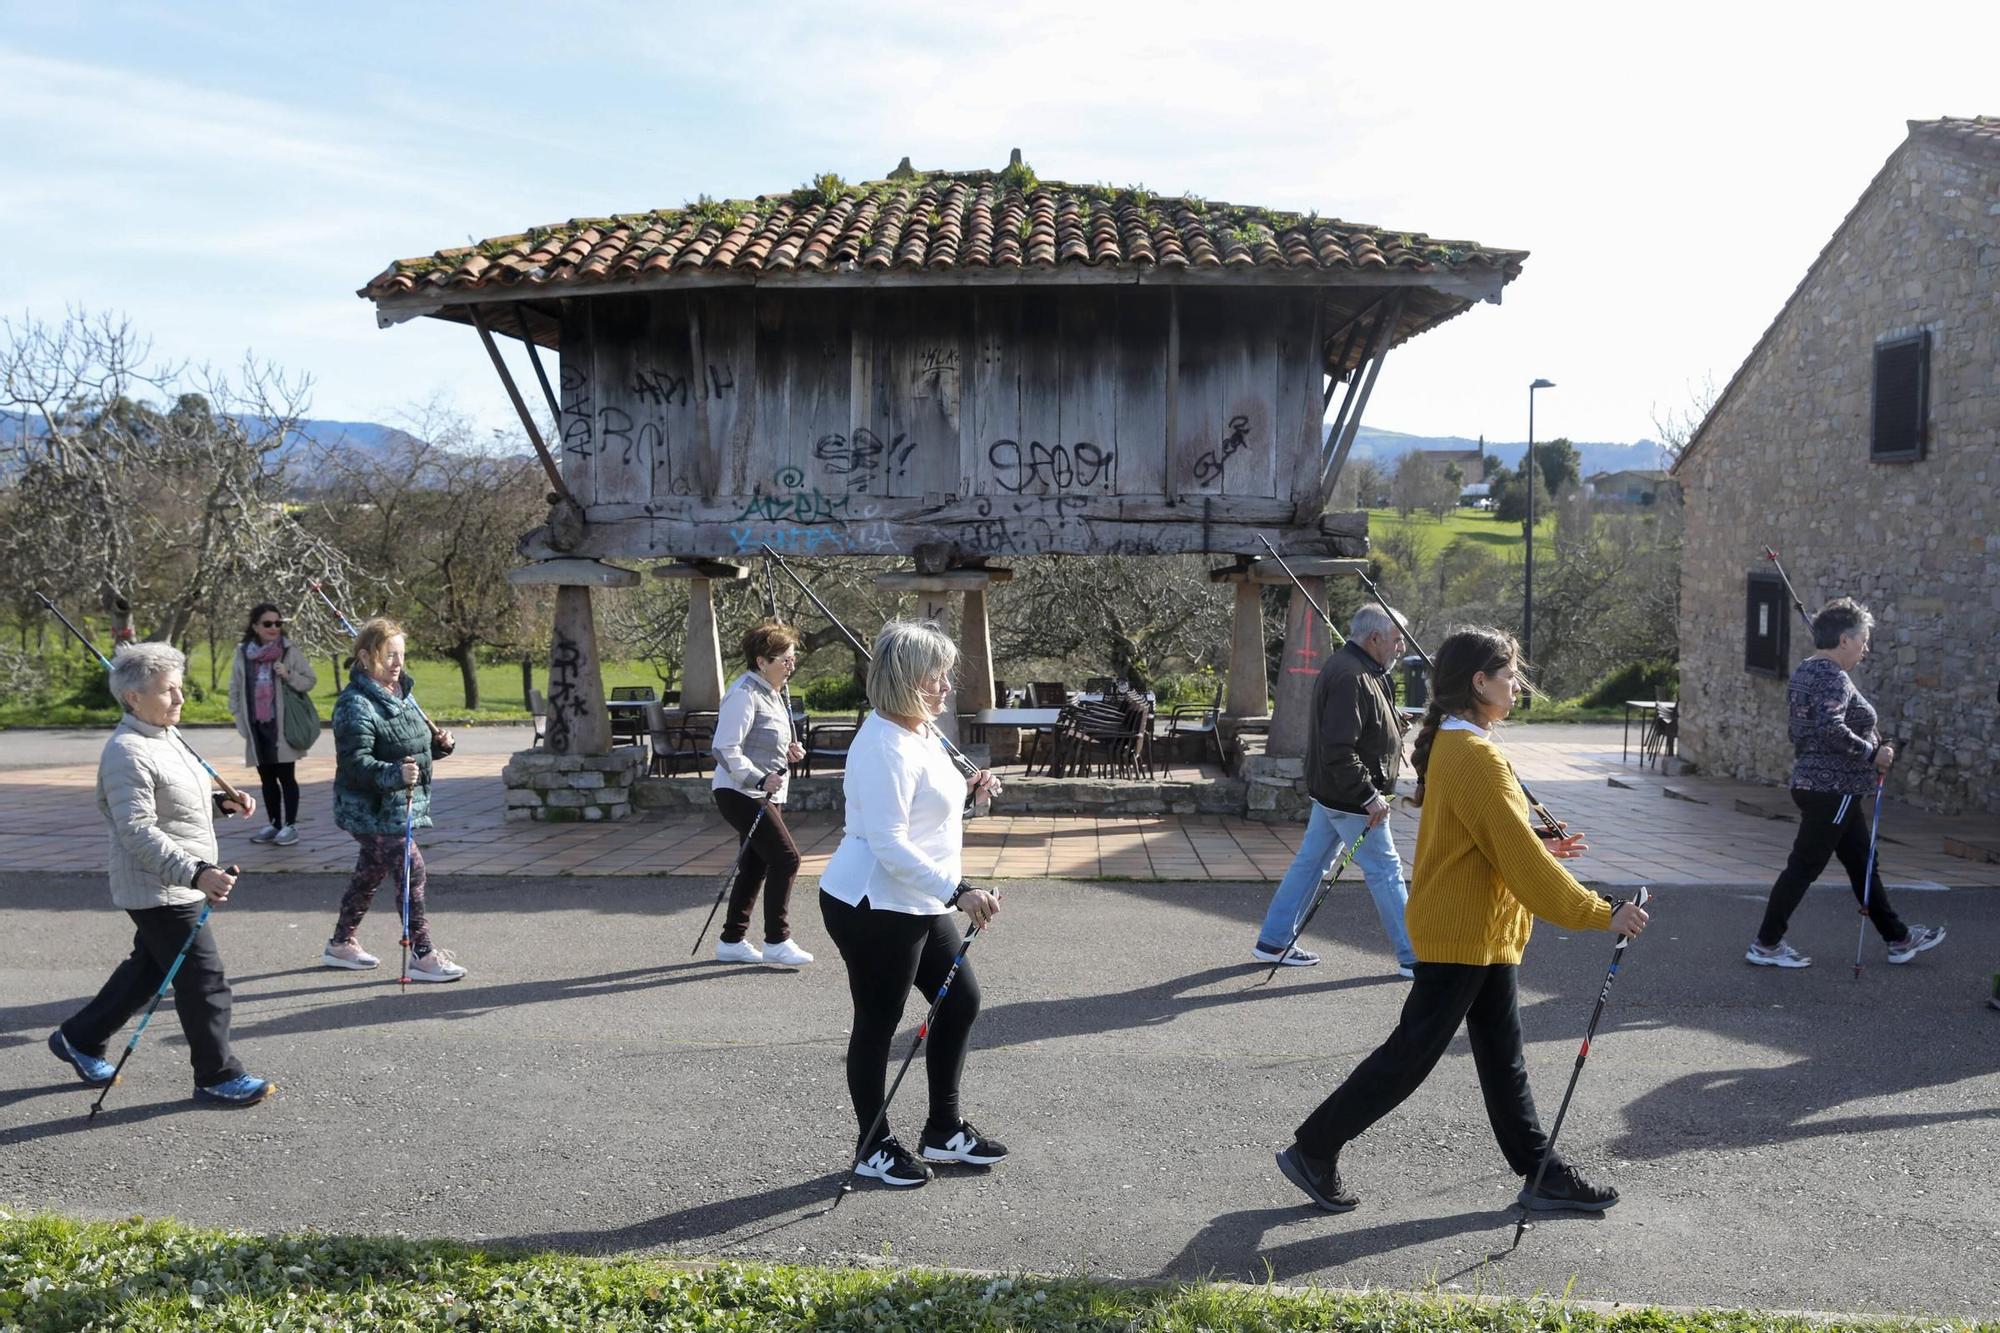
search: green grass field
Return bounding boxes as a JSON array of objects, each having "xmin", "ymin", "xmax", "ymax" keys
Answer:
[
  {"xmin": 1363, "ymin": 507, "xmax": 1552, "ymax": 562},
  {"xmin": 0, "ymin": 647, "xmax": 673, "ymax": 729}
]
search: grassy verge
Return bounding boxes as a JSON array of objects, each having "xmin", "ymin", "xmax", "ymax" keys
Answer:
[{"xmin": 0, "ymin": 1213, "xmax": 1970, "ymax": 1333}]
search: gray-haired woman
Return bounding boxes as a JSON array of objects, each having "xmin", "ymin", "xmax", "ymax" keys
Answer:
[
  {"xmin": 48, "ymin": 642, "xmax": 274, "ymax": 1106},
  {"xmin": 1747, "ymin": 597, "xmax": 1945, "ymax": 969},
  {"xmin": 818, "ymin": 620, "xmax": 1004, "ymax": 1189}
]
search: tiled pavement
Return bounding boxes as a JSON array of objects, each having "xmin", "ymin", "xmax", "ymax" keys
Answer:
[{"xmin": 1, "ymin": 724, "xmax": 1992, "ymax": 888}]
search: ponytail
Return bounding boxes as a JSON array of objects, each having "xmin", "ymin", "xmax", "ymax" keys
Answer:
[{"xmin": 1408, "ymin": 698, "xmax": 1447, "ymax": 808}]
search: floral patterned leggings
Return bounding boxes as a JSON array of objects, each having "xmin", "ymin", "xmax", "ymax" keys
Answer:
[{"xmin": 332, "ymin": 832, "xmax": 434, "ymax": 956}]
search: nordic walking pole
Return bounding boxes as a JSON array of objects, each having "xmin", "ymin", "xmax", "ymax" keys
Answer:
[
  {"xmin": 34, "ymin": 592, "xmax": 250, "ymax": 810},
  {"xmin": 834, "ymin": 912, "xmax": 984, "ymax": 1204},
  {"xmin": 1251, "ymin": 533, "xmax": 1348, "ymax": 648},
  {"xmin": 399, "ymin": 773, "xmax": 416, "ymax": 988},
  {"xmin": 1854, "ymin": 771, "xmax": 1888, "ymax": 979},
  {"xmin": 1762, "ymin": 548, "xmax": 1818, "ymax": 634},
  {"xmin": 1510, "ymin": 886, "xmax": 1653, "ymax": 1249},
  {"xmin": 88, "ymin": 866, "xmax": 240, "ymax": 1119},
  {"xmin": 307, "ymin": 581, "xmax": 452, "ymax": 751},
  {"xmin": 1261, "ymin": 831, "xmax": 1368, "ymax": 984},
  {"xmin": 760, "ymin": 544, "xmax": 991, "ymax": 801},
  {"xmin": 690, "ymin": 776, "xmax": 780, "ymax": 957}
]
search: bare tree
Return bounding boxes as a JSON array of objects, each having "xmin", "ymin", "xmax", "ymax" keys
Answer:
[
  {"xmin": 1651, "ymin": 373, "xmax": 1721, "ymax": 466},
  {"xmin": 297, "ymin": 405, "xmax": 544, "ymax": 708},
  {"xmin": 1, "ymin": 310, "xmax": 354, "ymax": 649},
  {"xmin": 992, "ymin": 554, "xmax": 1228, "ymax": 691}
]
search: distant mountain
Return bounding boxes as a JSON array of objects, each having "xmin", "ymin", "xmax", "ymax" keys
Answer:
[
  {"xmin": 1337, "ymin": 426, "xmax": 1671, "ymax": 478},
  {"xmin": 0, "ymin": 413, "xmax": 424, "ymax": 463}
]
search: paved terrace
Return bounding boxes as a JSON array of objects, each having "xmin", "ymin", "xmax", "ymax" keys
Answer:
[{"xmin": 0, "ymin": 723, "xmax": 1991, "ymax": 889}]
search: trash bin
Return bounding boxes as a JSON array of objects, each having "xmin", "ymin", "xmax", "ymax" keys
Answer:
[{"xmin": 1399, "ymin": 654, "xmax": 1429, "ymax": 709}]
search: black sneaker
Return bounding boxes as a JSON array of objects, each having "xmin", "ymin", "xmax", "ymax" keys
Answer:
[
  {"xmin": 1518, "ymin": 1159, "xmax": 1620, "ymax": 1212},
  {"xmin": 854, "ymin": 1135, "xmax": 932, "ymax": 1188},
  {"xmin": 920, "ymin": 1120, "xmax": 1009, "ymax": 1166},
  {"xmin": 1275, "ymin": 1143, "xmax": 1359, "ymax": 1213}
]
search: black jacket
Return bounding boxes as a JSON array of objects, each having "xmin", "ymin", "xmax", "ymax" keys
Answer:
[{"xmin": 1305, "ymin": 640, "xmax": 1404, "ymax": 814}]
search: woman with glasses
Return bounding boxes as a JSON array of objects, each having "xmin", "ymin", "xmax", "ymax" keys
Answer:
[
  {"xmin": 818, "ymin": 620, "xmax": 1004, "ymax": 1189},
  {"xmin": 708, "ymin": 620, "xmax": 811, "ymax": 966},
  {"xmin": 227, "ymin": 603, "xmax": 318, "ymax": 847}
]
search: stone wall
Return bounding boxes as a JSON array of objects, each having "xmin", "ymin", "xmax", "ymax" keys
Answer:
[
  {"xmin": 502, "ymin": 747, "xmax": 647, "ymax": 821},
  {"xmin": 1677, "ymin": 136, "xmax": 1999, "ymax": 815}
]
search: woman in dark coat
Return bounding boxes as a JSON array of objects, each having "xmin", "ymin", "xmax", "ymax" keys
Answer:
[{"xmin": 323, "ymin": 617, "xmax": 462, "ymax": 980}]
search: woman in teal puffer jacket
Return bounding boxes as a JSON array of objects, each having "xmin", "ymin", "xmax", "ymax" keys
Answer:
[{"xmin": 322, "ymin": 617, "xmax": 465, "ymax": 981}]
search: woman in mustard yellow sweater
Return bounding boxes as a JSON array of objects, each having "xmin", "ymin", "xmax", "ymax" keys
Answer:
[{"xmin": 1276, "ymin": 627, "xmax": 1649, "ymax": 1215}]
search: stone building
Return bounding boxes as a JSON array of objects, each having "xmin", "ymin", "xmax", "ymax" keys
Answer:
[{"xmin": 1674, "ymin": 116, "xmax": 1998, "ymax": 815}]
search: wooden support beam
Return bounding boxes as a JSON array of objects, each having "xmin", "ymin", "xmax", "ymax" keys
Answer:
[
  {"xmin": 471, "ymin": 305, "xmax": 574, "ymax": 503},
  {"xmin": 505, "ymin": 559, "xmax": 641, "ymax": 588},
  {"xmin": 515, "ymin": 306, "xmax": 562, "ymax": 424},
  {"xmin": 1318, "ymin": 289, "xmax": 1405, "ymax": 503}
]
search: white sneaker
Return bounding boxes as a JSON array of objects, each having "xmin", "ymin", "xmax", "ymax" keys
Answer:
[
  {"xmin": 250, "ymin": 825, "xmax": 280, "ymax": 844},
  {"xmin": 273, "ymin": 825, "xmax": 299, "ymax": 846},
  {"xmin": 715, "ymin": 939, "xmax": 764, "ymax": 964},
  {"xmin": 762, "ymin": 939, "xmax": 814, "ymax": 966},
  {"xmin": 321, "ymin": 940, "xmax": 380, "ymax": 970},
  {"xmin": 406, "ymin": 949, "xmax": 466, "ymax": 983},
  {"xmin": 1396, "ymin": 964, "xmax": 1416, "ymax": 980}
]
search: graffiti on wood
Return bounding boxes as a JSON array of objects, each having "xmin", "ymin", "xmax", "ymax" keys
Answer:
[
  {"xmin": 988, "ymin": 440, "xmax": 1116, "ymax": 494},
  {"xmin": 1191, "ymin": 415, "xmax": 1251, "ymax": 486}
]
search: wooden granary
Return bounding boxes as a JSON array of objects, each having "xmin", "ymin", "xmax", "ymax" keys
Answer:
[{"xmin": 360, "ymin": 153, "xmax": 1525, "ymax": 790}]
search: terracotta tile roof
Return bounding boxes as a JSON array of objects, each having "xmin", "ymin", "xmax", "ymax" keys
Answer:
[{"xmin": 359, "ymin": 157, "xmax": 1525, "ymax": 303}]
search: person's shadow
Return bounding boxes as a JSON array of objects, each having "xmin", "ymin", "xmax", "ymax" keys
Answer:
[
  {"xmin": 494, "ymin": 1172, "xmax": 850, "ymax": 1255},
  {"xmin": 1158, "ymin": 1203, "xmax": 1510, "ymax": 1283}
]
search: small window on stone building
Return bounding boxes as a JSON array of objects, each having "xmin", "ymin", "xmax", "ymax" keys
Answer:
[
  {"xmin": 1870, "ymin": 331, "xmax": 1930, "ymax": 462},
  {"xmin": 1745, "ymin": 572, "xmax": 1788, "ymax": 677}
]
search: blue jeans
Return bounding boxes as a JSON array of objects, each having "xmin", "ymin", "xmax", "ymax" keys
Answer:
[{"xmin": 1256, "ymin": 801, "xmax": 1414, "ymax": 968}]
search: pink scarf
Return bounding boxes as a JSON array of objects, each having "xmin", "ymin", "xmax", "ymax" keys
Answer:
[{"xmin": 247, "ymin": 639, "xmax": 285, "ymax": 723}]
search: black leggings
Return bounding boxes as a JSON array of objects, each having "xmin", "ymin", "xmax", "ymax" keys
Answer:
[
  {"xmin": 62, "ymin": 902, "xmax": 245, "ymax": 1087},
  {"xmin": 1756, "ymin": 789, "xmax": 1907, "ymax": 947},
  {"xmin": 249, "ymin": 716, "xmax": 299, "ymax": 828},
  {"xmin": 819, "ymin": 891, "xmax": 980, "ymax": 1148},
  {"xmin": 1295, "ymin": 962, "xmax": 1550, "ymax": 1176},
  {"xmin": 713, "ymin": 788, "xmax": 801, "ymax": 944}
]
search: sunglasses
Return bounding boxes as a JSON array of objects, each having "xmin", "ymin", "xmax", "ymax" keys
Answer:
[{"xmin": 258, "ymin": 619, "xmax": 285, "ymax": 628}]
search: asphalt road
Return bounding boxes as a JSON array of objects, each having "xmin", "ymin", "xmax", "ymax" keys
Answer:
[{"xmin": 4, "ymin": 871, "xmax": 1995, "ymax": 1319}]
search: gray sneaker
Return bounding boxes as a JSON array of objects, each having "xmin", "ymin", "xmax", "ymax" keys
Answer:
[
  {"xmin": 273, "ymin": 825, "xmax": 299, "ymax": 846},
  {"xmin": 1746, "ymin": 939, "xmax": 1810, "ymax": 968},
  {"xmin": 1885, "ymin": 924, "xmax": 1945, "ymax": 965}
]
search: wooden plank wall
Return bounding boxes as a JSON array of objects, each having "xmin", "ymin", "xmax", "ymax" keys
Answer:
[{"xmin": 554, "ymin": 285, "xmax": 1344, "ymax": 560}]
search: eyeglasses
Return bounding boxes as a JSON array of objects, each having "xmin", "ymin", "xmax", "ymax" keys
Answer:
[{"xmin": 258, "ymin": 619, "xmax": 284, "ymax": 628}]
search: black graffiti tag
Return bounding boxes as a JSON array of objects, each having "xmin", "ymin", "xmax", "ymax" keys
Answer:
[
  {"xmin": 988, "ymin": 440, "xmax": 1115, "ymax": 494},
  {"xmin": 1191, "ymin": 415, "xmax": 1251, "ymax": 486}
]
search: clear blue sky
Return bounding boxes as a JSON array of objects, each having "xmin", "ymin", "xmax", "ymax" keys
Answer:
[{"xmin": 5, "ymin": 1, "xmax": 1997, "ymax": 448}]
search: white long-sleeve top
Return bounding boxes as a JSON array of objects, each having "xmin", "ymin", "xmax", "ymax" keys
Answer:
[
  {"xmin": 818, "ymin": 712, "xmax": 964, "ymax": 915},
  {"xmin": 711, "ymin": 671, "xmax": 792, "ymax": 804}
]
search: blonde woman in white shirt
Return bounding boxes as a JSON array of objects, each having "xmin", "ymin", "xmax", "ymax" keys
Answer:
[
  {"xmin": 710, "ymin": 621, "xmax": 811, "ymax": 966},
  {"xmin": 819, "ymin": 620, "xmax": 1004, "ymax": 1188}
]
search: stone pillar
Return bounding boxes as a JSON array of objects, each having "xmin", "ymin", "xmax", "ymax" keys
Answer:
[
  {"xmin": 549, "ymin": 586, "xmax": 613, "ymax": 755},
  {"xmin": 960, "ymin": 585, "xmax": 1007, "ymax": 760},
  {"xmin": 503, "ymin": 558, "xmax": 645, "ymax": 820},
  {"xmin": 653, "ymin": 560, "xmax": 749, "ymax": 712},
  {"xmin": 1225, "ymin": 580, "xmax": 1265, "ymax": 719},
  {"xmin": 876, "ymin": 567, "xmax": 1012, "ymax": 753},
  {"xmin": 1220, "ymin": 555, "xmax": 1367, "ymax": 759}
]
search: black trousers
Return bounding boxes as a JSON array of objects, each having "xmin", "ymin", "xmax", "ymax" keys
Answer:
[
  {"xmin": 1756, "ymin": 789, "xmax": 1906, "ymax": 947},
  {"xmin": 819, "ymin": 891, "xmax": 980, "ymax": 1147},
  {"xmin": 1295, "ymin": 962, "xmax": 1549, "ymax": 1176},
  {"xmin": 62, "ymin": 902, "xmax": 244, "ymax": 1087},
  {"xmin": 713, "ymin": 789, "xmax": 801, "ymax": 944},
  {"xmin": 250, "ymin": 715, "xmax": 299, "ymax": 828}
]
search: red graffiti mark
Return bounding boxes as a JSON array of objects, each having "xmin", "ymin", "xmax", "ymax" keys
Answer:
[{"xmin": 1286, "ymin": 604, "xmax": 1323, "ymax": 674}]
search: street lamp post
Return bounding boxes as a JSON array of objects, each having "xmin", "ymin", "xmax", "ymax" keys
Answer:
[{"xmin": 1524, "ymin": 378, "xmax": 1555, "ymax": 685}]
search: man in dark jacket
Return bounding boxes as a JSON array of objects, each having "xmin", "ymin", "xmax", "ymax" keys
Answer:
[{"xmin": 1252, "ymin": 604, "xmax": 1416, "ymax": 975}]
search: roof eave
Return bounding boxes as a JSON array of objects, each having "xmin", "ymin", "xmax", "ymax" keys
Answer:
[{"xmin": 367, "ymin": 261, "xmax": 1519, "ymax": 336}]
